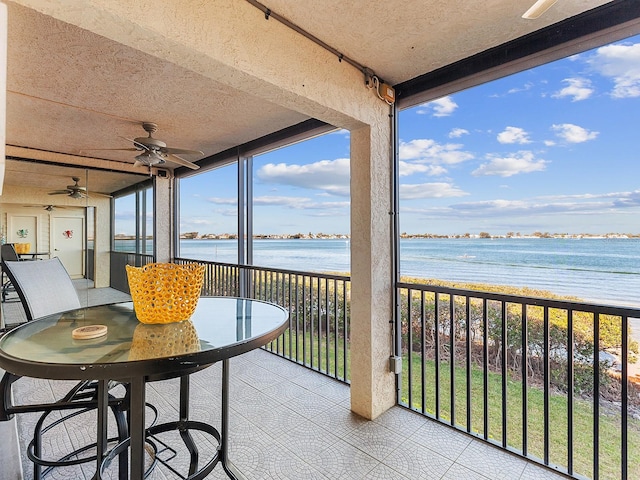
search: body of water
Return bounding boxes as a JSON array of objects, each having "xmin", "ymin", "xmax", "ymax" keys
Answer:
[{"xmin": 123, "ymin": 237, "xmax": 639, "ymax": 307}]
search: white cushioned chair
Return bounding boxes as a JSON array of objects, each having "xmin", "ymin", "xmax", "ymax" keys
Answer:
[
  {"xmin": 1, "ymin": 243, "xmax": 23, "ymax": 303},
  {"xmin": 0, "ymin": 257, "xmax": 129, "ymax": 479},
  {"xmin": 3, "ymin": 257, "xmax": 81, "ymax": 321}
]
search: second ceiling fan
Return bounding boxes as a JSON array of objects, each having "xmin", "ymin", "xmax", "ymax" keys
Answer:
[
  {"xmin": 48, "ymin": 177, "xmax": 110, "ymax": 199},
  {"xmin": 99, "ymin": 122, "xmax": 203, "ymax": 170}
]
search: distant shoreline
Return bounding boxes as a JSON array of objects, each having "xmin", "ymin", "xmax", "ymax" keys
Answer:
[{"xmin": 152, "ymin": 233, "xmax": 640, "ymax": 240}]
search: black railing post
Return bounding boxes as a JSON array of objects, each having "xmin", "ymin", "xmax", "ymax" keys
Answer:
[
  {"xmin": 594, "ymin": 312, "xmax": 600, "ymax": 480},
  {"xmin": 544, "ymin": 306, "xmax": 550, "ymax": 465},
  {"xmin": 521, "ymin": 303, "xmax": 528, "ymax": 456},
  {"xmin": 435, "ymin": 292, "xmax": 441, "ymax": 419},
  {"xmin": 501, "ymin": 301, "xmax": 507, "ymax": 448},
  {"xmin": 465, "ymin": 295, "xmax": 471, "ymax": 433},
  {"xmin": 170, "ymin": 261, "xmax": 639, "ymax": 480},
  {"xmin": 568, "ymin": 308, "xmax": 575, "ymax": 476},
  {"xmin": 483, "ymin": 298, "xmax": 489, "ymax": 441},
  {"xmin": 622, "ymin": 314, "xmax": 628, "ymax": 480},
  {"xmin": 450, "ymin": 293, "xmax": 456, "ymax": 427},
  {"xmin": 420, "ymin": 290, "xmax": 426, "ymax": 415},
  {"xmin": 407, "ymin": 288, "xmax": 413, "ymax": 410}
]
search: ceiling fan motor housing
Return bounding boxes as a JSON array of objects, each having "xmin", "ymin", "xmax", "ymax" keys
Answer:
[
  {"xmin": 130, "ymin": 122, "xmax": 202, "ymax": 169},
  {"xmin": 134, "ymin": 136, "xmax": 167, "ymax": 151}
]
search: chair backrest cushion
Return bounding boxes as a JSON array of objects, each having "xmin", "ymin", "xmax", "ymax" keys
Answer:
[
  {"xmin": 1, "ymin": 244, "xmax": 20, "ymax": 262},
  {"xmin": 3, "ymin": 258, "xmax": 81, "ymax": 320}
]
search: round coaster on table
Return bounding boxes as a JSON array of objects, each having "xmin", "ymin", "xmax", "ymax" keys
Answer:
[{"xmin": 72, "ymin": 325, "xmax": 108, "ymax": 340}]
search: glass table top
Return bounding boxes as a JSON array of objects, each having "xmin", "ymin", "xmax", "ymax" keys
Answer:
[{"xmin": 0, "ymin": 297, "xmax": 288, "ymax": 367}]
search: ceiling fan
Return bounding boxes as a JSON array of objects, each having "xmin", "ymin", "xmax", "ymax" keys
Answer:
[
  {"xmin": 522, "ymin": 0, "xmax": 558, "ymax": 19},
  {"xmin": 25, "ymin": 205, "xmax": 65, "ymax": 211},
  {"xmin": 48, "ymin": 177, "xmax": 109, "ymax": 199},
  {"xmin": 84, "ymin": 122, "xmax": 202, "ymax": 170}
]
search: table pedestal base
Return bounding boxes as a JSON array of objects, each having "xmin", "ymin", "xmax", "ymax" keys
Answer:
[
  {"xmin": 101, "ymin": 420, "xmax": 221, "ymax": 480},
  {"xmin": 99, "ymin": 359, "xmax": 244, "ymax": 480}
]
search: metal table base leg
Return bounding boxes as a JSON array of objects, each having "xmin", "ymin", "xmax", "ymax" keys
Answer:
[{"xmin": 220, "ymin": 358, "xmax": 245, "ymax": 480}]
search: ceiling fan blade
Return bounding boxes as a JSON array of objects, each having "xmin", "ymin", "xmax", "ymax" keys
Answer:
[
  {"xmin": 48, "ymin": 190, "xmax": 70, "ymax": 195},
  {"xmin": 166, "ymin": 154, "xmax": 200, "ymax": 170},
  {"xmin": 87, "ymin": 192, "xmax": 113, "ymax": 198},
  {"xmin": 80, "ymin": 147, "xmax": 139, "ymax": 153},
  {"xmin": 162, "ymin": 147, "xmax": 204, "ymax": 156},
  {"xmin": 119, "ymin": 136, "xmax": 149, "ymax": 151},
  {"xmin": 522, "ymin": 0, "xmax": 558, "ymax": 19}
]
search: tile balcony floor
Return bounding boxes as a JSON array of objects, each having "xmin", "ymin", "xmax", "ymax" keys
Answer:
[{"xmin": 1, "ymin": 284, "xmax": 569, "ymax": 480}]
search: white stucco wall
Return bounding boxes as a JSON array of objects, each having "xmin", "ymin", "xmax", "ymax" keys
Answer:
[
  {"xmin": 0, "ymin": 4, "xmax": 5, "ymax": 195},
  {"xmin": 0, "ymin": 184, "xmax": 111, "ymax": 288},
  {"xmin": 154, "ymin": 175, "xmax": 172, "ymax": 263},
  {"xmin": 7, "ymin": 0, "xmax": 396, "ymax": 420}
]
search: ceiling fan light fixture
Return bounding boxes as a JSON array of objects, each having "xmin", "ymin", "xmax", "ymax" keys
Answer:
[
  {"xmin": 135, "ymin": 150, "xmax": 165, "ymax": 166},
  {"xmin": 522, "ymin": 0, "xmax": 558, "ymax": 19}
]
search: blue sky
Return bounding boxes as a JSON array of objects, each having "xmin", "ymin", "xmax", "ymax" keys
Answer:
[{"xmin": 164, "ymin": 35, "xmax": 640, "ymax": 237}]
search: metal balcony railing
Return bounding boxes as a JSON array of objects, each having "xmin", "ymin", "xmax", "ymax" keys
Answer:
[
  {"xmin": 175, "ymin": 258, "xmax": 351, "ymax": 383},
  {"xmin": 109, "ymin": 251, "xmax": 154, "ymax": 293},
  {"xmin": 111, "ymin": 257, "xmax": 639, "ymax": 479},
  {"xmin": 397, "ymin": 281, "xmax": 640, "ymax": 480}
]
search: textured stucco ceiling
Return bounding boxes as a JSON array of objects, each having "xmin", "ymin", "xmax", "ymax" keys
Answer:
[
  {"xmin": 3, "ymin": 0, "xmax": 613, "ymax": 195},
  {"xmin": 263, "ymin": 0, "xmax": 611, "ymax": 85}
]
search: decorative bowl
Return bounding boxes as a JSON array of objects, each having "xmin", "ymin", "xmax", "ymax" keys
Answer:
[
  {"xmin": 14, "ymin": 243, "xmax": 31, "ymax": 254},
  {"xmin": 125, "ymin": 262, "xmax": 205, "ymax": 324},
  {"xmin": 128, "ymin": 320, "xmax": 201, "ymax": 360}
]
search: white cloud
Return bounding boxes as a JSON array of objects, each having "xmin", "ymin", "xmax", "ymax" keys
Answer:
[
  {"xmin": 587, "ymin": 42, "xmax": 640, "ymax": 98},
  {"xmin": 448, "ymin": 128, "xmax": 469, "ymax": 138},
  {"xmin": 217, "ymin": 208, "xmax": 238, "ymax": 217},
  {"xmin": 252, "ymin": 195, "xmax": 313, "ymax": 207},
  {"xmin": 206, "ymin": 197, "xmax": 236, "ymax": 205},
  {"xmin": 540, "ymin": 190, "xmax": 640, "ymax": 205},
  {"xmin": 254, "ymin": 195, "xmax": 350, "ymax": 210},
  {"xmin": 330, "ymin": 128, "xmax": 350, "ymax": 136},
  {"xmin": 404, "ymin": 190, "xmax": 640, "ymax": 223},
  {"xmin": 256, "ymin": 158, "xmax": 350, "ymax": 196},
  {"xmin": 416, "ymin": 96, "xmax": 458, "ymax": 117},
  {"xmin": 551, "ymin": 123, "xmax": 599, "ymax": 143},
  {"xmin": 179, "ymin": 218, "xmax": 215, "ymax": 230},
  {"xmin": 507, "ymin": 82, "xmax": 534, "ymax": 94},
  {"xmin": 552, "ymin": 77, "xmax": 594, "ymax": 101},
  {"xmin": 189, "ymin": 218, "xmax": 215, "ymax": 225},
  {"xmin": 497, "ymin": 126, "xmax": 531, "ymax": 144},
  {"xmin": 399, "ymin": 139, "xmax": 474, "ymax": 165},
  {"xmin": 400, "ymin": 182, "xmax": 468, "ymax": 200},
  {"xmin": 472, "ymin": 151, "xmax": 548, "ymax": 177},
  {"xmin": 399, "ymin": 161, "xmax": 447, "ymax": 177}
]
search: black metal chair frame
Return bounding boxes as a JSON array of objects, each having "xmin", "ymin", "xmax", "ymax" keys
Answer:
[
  {"xmin": 0, "ymin": 258, "xmax": 151, "ymax": 479},
  {"xmin": 1, "ymin": 243, "xmax": 21, "ymax": 303}
]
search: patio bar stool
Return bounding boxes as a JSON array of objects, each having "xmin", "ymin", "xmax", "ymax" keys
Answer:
[{"xmin": 0, "ymin": 257, "xmax": 133, "ymax": 479}]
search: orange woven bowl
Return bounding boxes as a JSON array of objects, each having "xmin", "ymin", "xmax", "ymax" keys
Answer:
[
  {"xmin": 128, "ymin": 320, "xmax": 201, "ymax": 360},
  {"xmin": 15, "ymin": 243, "xmax": 30, "ymax": 254},
  {"xmin": 126, "ymin": 262, "xmax": 205, "ymax": 324}
]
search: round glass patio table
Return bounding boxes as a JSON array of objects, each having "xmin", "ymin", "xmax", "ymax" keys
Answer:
[{"xmin": 0, "ymin": 296, "xmax": 289, "ymax": 480}]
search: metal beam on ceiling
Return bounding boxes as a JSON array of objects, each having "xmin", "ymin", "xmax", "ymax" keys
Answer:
[{"xmin": 395, "ymin": 1, "xmax": 640, "ymax": 109}]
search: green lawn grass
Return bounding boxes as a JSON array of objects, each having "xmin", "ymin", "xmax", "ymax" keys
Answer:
[
  {"xmin": 269, "ymin": 329, "xmax": 350, "ymax": 382},
  {"xmin": 401, "ymin": 353, "xmax": 640, "ymax": 479},
  {"xmin": 267, "ymin": 327, "xmax": 638, "ymax": 479},
  {"xmin": 250, "ymin": 272, "xmax": 638, "ymax": 479}
]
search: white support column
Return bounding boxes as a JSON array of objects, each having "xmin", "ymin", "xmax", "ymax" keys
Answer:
[
  {"xmin": 154, "ymin": 175, "xmax": 172, "ymax": 263},
  {"xmin": 0, "ymin": 2, "xmax": 6, "ymax": 194},
  {"xmin": 349, "ymin": 121, "xmax": 395, "ymax": 420},
  {"xmin": 1, "ymin": 6, "xmax": 8, "ymax": 328},
  {"xmin": 93, "ymin": 202, "xmax": 110, "ymax": 287},
  {"xmin": 10, "ymin": 0, "xmax": 398, "ymax": 419}
]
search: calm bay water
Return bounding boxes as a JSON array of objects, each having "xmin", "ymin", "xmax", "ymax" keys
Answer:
[{"xmin": 175, "ymin": 237, "xmax": 640, "ymax": 308}]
